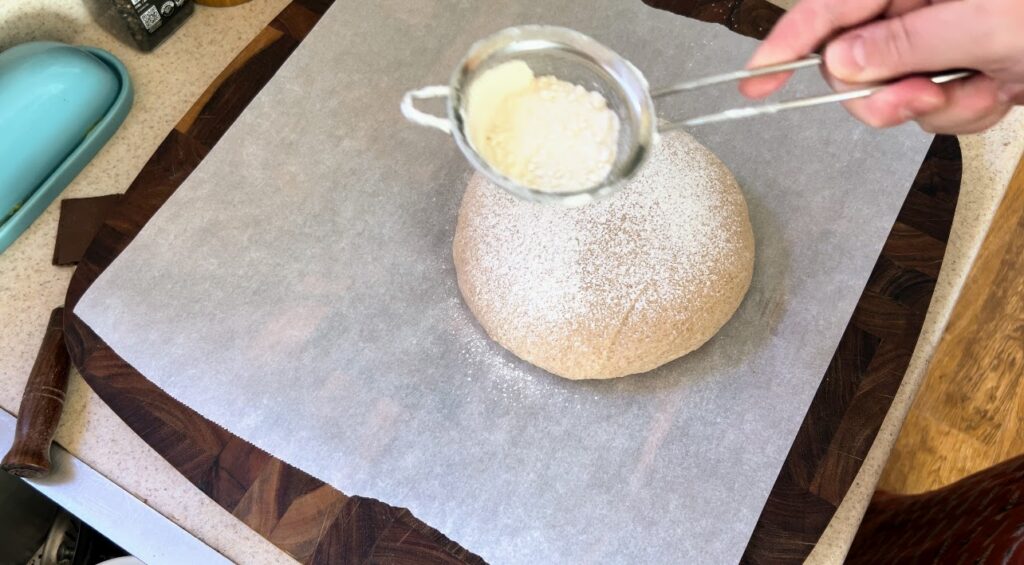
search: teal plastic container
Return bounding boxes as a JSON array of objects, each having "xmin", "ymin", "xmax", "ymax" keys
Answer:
[{"xmin": 0, "ymin": 42, "xmax": 133, "ymax": 254}]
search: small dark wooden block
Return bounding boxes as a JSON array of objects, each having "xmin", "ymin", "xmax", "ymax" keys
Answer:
[{"xmin": 53, "ymin": 195, "xmax": 124, "ymax": 266}]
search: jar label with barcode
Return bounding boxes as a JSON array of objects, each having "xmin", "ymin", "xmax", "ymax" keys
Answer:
[{"xmin": 130, "ymin": 0, "xmax": 182, "ymax": 34}]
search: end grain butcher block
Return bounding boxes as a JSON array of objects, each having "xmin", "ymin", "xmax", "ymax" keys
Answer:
[{"xmin": 64, "ymin": 0, "xmax": 963, "ymax": 562}]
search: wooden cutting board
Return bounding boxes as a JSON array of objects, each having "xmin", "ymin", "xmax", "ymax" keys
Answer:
[{"xmin": 63, "ymin": 0, "xmax": 964, "ymax": 562}]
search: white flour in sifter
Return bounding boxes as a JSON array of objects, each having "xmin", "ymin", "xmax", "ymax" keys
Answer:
[
  {"xmin": 466, "ymin": 60, "xmax": 620, "ymax": 193},
  {"xmin": 453, "ymin": 130, "xmax": 755, "ymax": 380}
]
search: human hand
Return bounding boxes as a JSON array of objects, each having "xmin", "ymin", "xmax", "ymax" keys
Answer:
[{"xmin": 740, "ymin": 0, "xmax": 1024, "ymax": 134}]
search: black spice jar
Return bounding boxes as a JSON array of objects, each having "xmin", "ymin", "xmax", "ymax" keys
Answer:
[{"xmin": 107, "ymin": 0, "xmax": 194, "ymax": 52}]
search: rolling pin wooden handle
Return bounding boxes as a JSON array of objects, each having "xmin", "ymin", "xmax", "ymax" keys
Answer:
[{"xmin": 2, "ymin": 307, "xmax": 70, "ymax": 478}]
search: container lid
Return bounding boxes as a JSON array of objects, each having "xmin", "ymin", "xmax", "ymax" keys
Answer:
[{"xmin": 0, "ymin": 42, "xmax": 133, "ymax": 254}]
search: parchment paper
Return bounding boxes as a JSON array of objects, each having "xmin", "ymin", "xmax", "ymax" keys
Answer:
[{"xmin": 75, "ymin": 1, "xmax": 933, "ymax": 562}]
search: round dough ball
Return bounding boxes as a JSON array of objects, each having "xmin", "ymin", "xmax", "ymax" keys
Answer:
[{"xmin": 453, "ymin": 131, "xmax": 754, "ymax": 380}]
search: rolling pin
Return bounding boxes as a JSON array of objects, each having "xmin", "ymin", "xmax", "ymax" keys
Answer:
[{"xmin": 2, "ymin": 307, "xmax": 70, "ymax": 478}]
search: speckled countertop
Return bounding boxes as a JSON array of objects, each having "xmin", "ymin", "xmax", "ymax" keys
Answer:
[
  {"xmin": 0, "ymin": 1, "xmax": 294, "ymax": 563},
  {"xmin": 0, "ymin": 1, "xmax": 1021, "ymax": 563}
]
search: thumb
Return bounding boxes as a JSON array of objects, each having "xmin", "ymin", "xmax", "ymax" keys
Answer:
[{"xmin": 824, "ymin": 2, "xmax": 990, "ymax": 83}]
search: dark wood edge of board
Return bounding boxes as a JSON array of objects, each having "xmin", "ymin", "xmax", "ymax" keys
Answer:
[{"xmin": 62, "ymin": 0, "xmax": 964, "ymax": 562}]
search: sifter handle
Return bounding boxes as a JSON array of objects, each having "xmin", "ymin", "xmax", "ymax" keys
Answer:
[
  {"xmin": 651, "ymin": 55, "xmax": 826, "ymax": 97},
  {"xmin": 401, "ymin": 85, "xmax": 453, "ymax": 134},
  {"xmin": 2, "ymin": 308, "xmax": 70, "ymax": 478},
  {"xmin": 667, "ymin": 70, "xmax": 973, "ymax": 129},
  {"xmin": 652, "ymin": 54, "xmax": 974, "ymax": 129}
]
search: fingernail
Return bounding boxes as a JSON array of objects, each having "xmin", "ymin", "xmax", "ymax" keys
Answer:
[
  {"xmin": 901, "ymin": 94, "xmax": 945, "ymax": 121},
  {"xmin": 826, "ymin": 35, "xmax": 866, "ymax": 79},
  {"xmin": 997, "ymin": 84, "xmax": 1023, "ymax": 104},
  {"xmin": 850, "ymin": 37, "xmax": 867, "ymax": 71},
  {"xmin": 899, "ymin": 104, "xmax": 923, "ymax": 122},
  {"xmin": 899, "ymin": 107, "xmax": 922, "ymax": 122}
]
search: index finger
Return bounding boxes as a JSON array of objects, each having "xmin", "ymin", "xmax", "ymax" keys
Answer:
[{"xmin": 739, "ymin": 0, "xmax": 896, "ymax": 98}]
